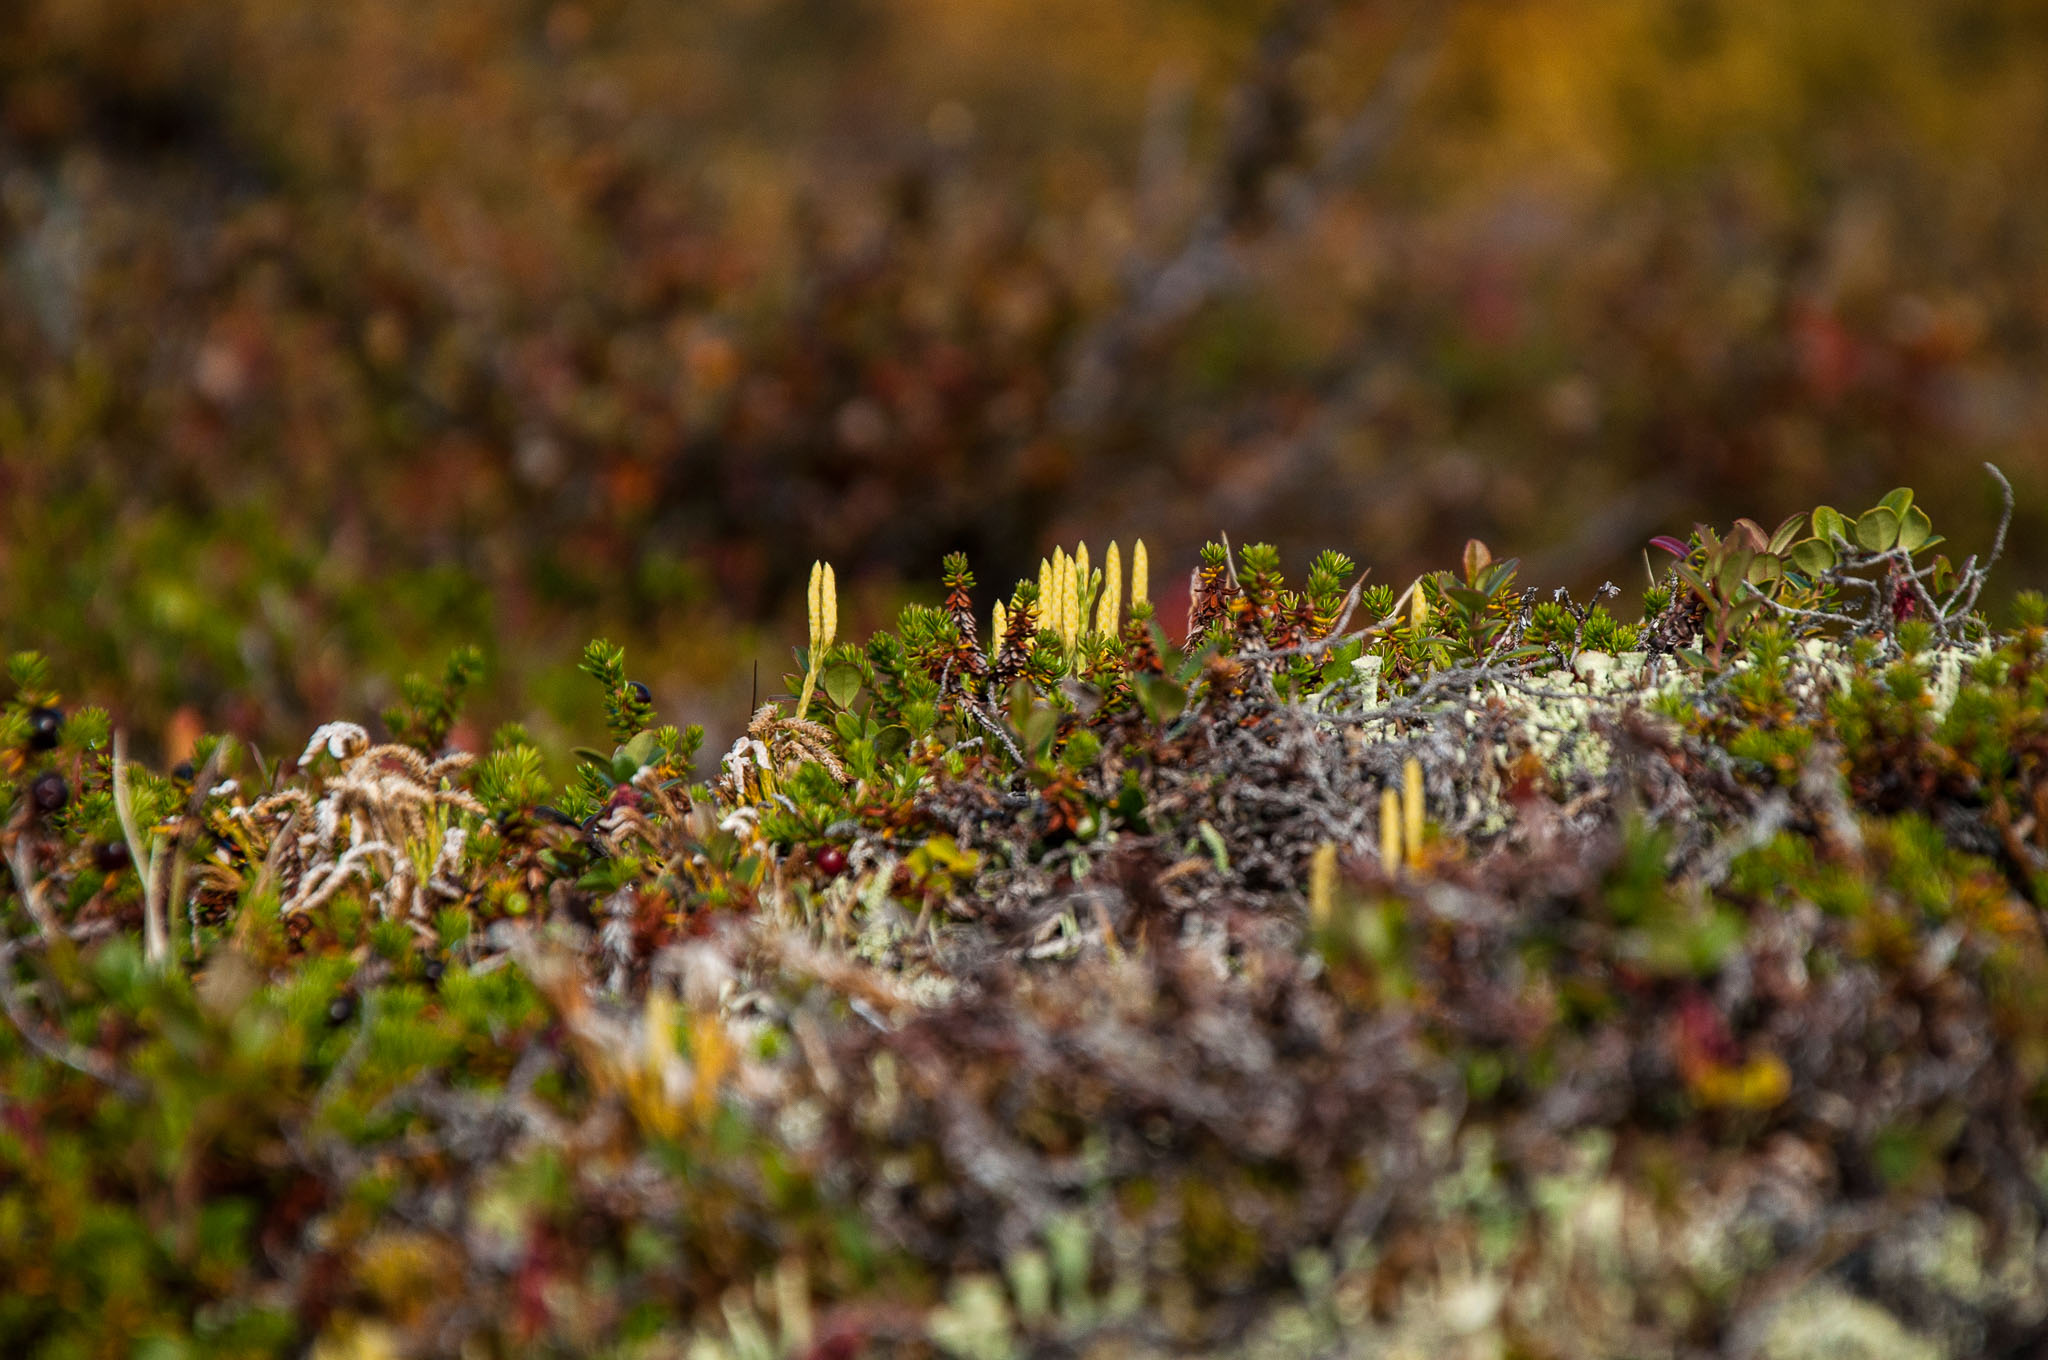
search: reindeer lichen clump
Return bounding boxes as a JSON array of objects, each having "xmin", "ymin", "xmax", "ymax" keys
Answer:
[{"xmin": 8, "ymin": 470, "xmax": 2048, "ymax": 1358}]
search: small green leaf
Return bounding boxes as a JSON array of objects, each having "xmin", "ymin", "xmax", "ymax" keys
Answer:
[
  {"xmin": 1897, "ymin": 505, "xmax": 1934, "ymax": 553},
  {"xmin": 872, "ymin": 727, "xmax": 911, "ymax": 762},
  {"xmin": 1878, "ymin": 487, "xmax": 1915, "ymax": 518},
  {"xmin": 1790, "ymin": 539, "xmax": 1837, "ymax": 576},
  {"xmin": 1113, "ymin": 774, "xmax": 1151, "ymax": 832},
  {"xmin": 1021, "ymin": 704, "xmax": 1061, "ymax": 760},
  {"xmin": 822, "ymin": 664, "xmax": 863, "ymax": 710},
  {"xmin": 1855, "ymin": 507, "xmax": 1900, "ymax": 553},
  {"xmin": 1767, "ymin": 512, "xmax": 1806, "ymax": 555},
  {"xmin": 1746, "ymin": 553, "xmax": 1782, "ymax": 587},
  {"xmin": 1318, "ymin": 638, "xmax": 1364, "ymax": 689},
  {"xmin": 1476, "ymin": 558, "xmax": 1520, "ymax": 598},
  {"xmin": 1133, "ymin": 673, "xmax": 1187, "ymax": 725},
  {"xmin": 619, "ymin": 729, "xmax": 662, "ymax": 770},
  {"xmin": 1811, "ymin": 506, "xmax": 1847, "ymax": 543},
  {"xmin": 1196, "ymin": 821, "xmax": 1230, "ymax": 874},
  {"xmin": 1716, "ymin": 547, "xmax": 1754, "ymax": 600}
]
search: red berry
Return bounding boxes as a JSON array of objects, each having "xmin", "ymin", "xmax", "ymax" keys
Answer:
[{"xmin": 816, "ymin": 845, "xmax": 848, "ymax": 876}]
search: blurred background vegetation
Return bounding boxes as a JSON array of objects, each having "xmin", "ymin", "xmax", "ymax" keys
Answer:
[{"xmin": 3, "ymin": 0, "xmax": 2046, "ymax": 759}]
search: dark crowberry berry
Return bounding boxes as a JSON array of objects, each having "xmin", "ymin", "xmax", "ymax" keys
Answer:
[
  {"xmin": 29, "ymin": 772, "xmax": 68, "ymax": 813},
  {"xmin": 26, "ymin": 707, "xmax": 62, "ymax": 752},
  {"xmin": 95, "ymin": 841, "xmax": 132, "ymax": 874},
  {"xmin": 626, "ymin": 680, "xmax": 652, "ymax": 706},
  {"xmin": 422, "ymin": 960, "xmax": 445, "ymax": 986},
  {"xmin": 816, "ymin": 845, "xmax": 848, "ymax": 877},
  {"xmin": 172, "ymin": 760, "xmax": 195, "ymax": 783},
  {"xmin": 327, "ymin": 995, "xmax": 356, "ymax": 1026}
]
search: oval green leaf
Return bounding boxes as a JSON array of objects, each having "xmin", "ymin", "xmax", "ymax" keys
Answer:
[
  {"xmin": 1897, "ymin": 505, "xmax": 1934, "ymax": 553},
  {"xmin": 1790, "ymin": 539, "xmax": 1837, "ymax": 576},
  {"xmin": 1855, "ymin": 507, "xmax": 1900, "ymax": 553},
  {"xmin": 822, "ymin": 663, "xmax": 864, "ymax": 710},
  {"xmin": 1717, "ymin": 547, "xmax": 1755, "ymax": 600},
  {"xmin": 1811, "ymin": 506, "xmax": 1847, "ymax": 543},
  {"xmin": 1133, "ymin": 673, "xmax": 1187, "ymax": 726}
]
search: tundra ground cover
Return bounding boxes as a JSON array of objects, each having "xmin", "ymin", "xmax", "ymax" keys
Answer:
[{"xmin": 6, "ymin": 482, "xmax": 2048, "ymax": 1357}]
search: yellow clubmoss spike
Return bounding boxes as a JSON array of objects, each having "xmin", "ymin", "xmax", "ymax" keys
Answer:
[
  {"xmin": 798, "ymin": 559, "xmax": 836, "ymax": 720},
  {"xmin": 1309, "ymin": 841, "xmax": 1337, "ymax": 928},
  {"xmin": 1064, "ymin": 553, "xmax": 1081, "ymax": 643},
  {"xmin": 643, "ymin": 988, "xmax": 676, "ymax": 1084},
  {"xmin": 1056, "ymin": 548, "xmax": 1073, "ymax": 643},
  {"xmin": 1050, "ymin": 552, "xmax": 1064, "ymax": 643},
  {"xmin": 1097, "ymin": 542, "xmax": 1122, "ymax": 637},
  {"xmin": 1071, "ymin": 544, "xmax": 1088, "ymax": 642},
  {"xmin": 1380, "ymin": 788, "xmax": 1402, "ymax": 872},
  {"xmin": 1039, "ymin": 557, "xmax": 1054, "ymax": 621},
  {"xmin": 1403, "ymin": 757, "xmax": 1425, "ymax": 871},
  {"xmin": 1046, "ymin": 553, "xmax": 1062, "ymax": 643},
  {"xmin": 688, "ymin": 1010, "xmax": 731, "ymax": 1124},
  {"xmin": 1132, "ymin": 539, "xmax": 1149, "ymax": 609},
  {"xmin": 807, "ymin": 561, "xmax": 825, "ymax": 650},
  {"xmin": 822, "ymin": 562, "xmax": 838, "ymax": 647},
  {"xmin": 630, "ymin": 988, "xmax": 682, "ymax": 1139},
  {"xmin": 992, "ymin": 598, "xmax": 1008, "ymax": 645},
  {"xmin": 1410, "ymin": 577, "xmax": 1430, "ymax": 633}
]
